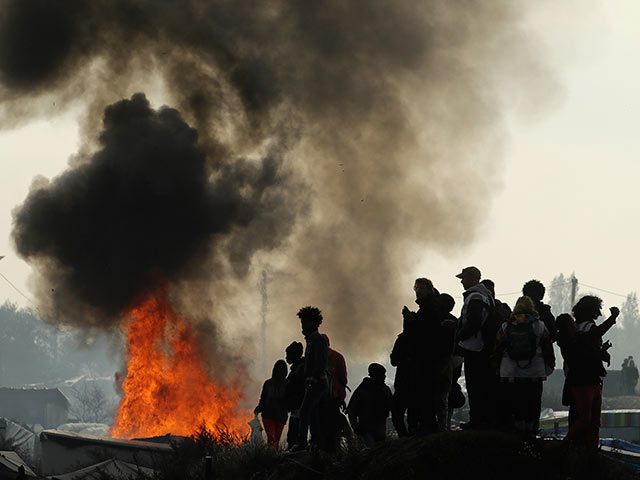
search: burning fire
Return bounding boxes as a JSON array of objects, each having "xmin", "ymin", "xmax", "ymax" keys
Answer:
[{"xmin": 110, "ymin": 289, "xmax": 251, "ymax": 439}]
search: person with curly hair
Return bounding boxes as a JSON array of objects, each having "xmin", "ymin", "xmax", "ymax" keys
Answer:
[
  {"xmin": 289, "ymin": 306, "xmax": 328, "ymax": 452},
  {"xmin": 559, "ymin": 296, "xmax": 618, "ymax": 453}
]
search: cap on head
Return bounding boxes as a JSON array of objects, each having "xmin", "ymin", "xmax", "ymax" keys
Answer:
[
  {"xmin": 368, "ymin": 363, "xmax": 386, "ymax": 378},
  {"xmin": 455, "ymin": 266, "xmax": 481, "ymax": 280},
  {"xmin": 286, "ymin": 341, "xmax": 304, "ymax": 357}
]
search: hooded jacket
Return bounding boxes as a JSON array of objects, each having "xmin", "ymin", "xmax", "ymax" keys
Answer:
[{"xmin": 457, "ymin": 283, "xmax": 493, "ymax": 352}]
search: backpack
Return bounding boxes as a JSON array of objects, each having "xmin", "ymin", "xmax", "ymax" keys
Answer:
[{"xmin": 505, "ymin": 318, "xmax": 538, "ymax": 367}]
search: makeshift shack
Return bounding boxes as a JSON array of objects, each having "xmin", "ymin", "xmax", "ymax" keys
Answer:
[
  {"xmin": 0, "ymin": 388, "xmax": 69, "ymax": 428},
  {"xmin": 40, "ymin": 429, "xmax": 172, "ymax": 476}
]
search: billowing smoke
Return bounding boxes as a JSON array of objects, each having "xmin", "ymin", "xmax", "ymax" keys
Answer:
[{"xmin": 4, "ymin": 1, "xmax": 559, "ymax": 360}]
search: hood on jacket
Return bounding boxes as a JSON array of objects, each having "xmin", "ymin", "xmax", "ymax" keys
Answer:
[{"xmin": 464, "ymin": 283, "xmax": 492, "ymax": 298}]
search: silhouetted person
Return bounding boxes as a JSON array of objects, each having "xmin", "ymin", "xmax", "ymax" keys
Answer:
[
  {"xmin": 628, "ymin": 357, "xmax": 639, "ymax": 395},
  {"xmin": 390, "ymin": 330, "xmax": 417, "ymax": 436},
  {"xmin": 402, "ymin": 277, "xmax": 450, "ymax": 434},
  {"xmin": 455, "ymin": 266, "xmax": 494, "ymax": 429},
  {"xmin": 255, "ymin": 359, "xmax": 288, "ymax": 452},
  {"xmin": 347, "ymin": 363, "xmax": 393, "ymax": 446},
  {"xmin": 494, "ymin": 296, "xmax": 555, "ymax": 437},
  {"xmin": 434, "ymin": 292, "xmax": 456, "ymax": 431},
  {"xmin": 481, "ymin": 278, "xmax": 512, "ymax": 430},
  {"xmin": 557, "ymin": 303, "xmax": 616, "ymax": 454},
  {"xmin": 321, "ymin": 333, "xmax": 348, "ymax": 452},
  {"xmin": 290, "ymin": 306, "xmax": 328, "ymax": 452},
  {"xmin": 567, "ymin": 296, "xmax": 617, "ymax": 446},
  {"xmin": 284, "ymin": 341, "xmax": 305, "ymax": 450},
  {"xmin": 15, "ymin": 466, "xmax": 26, "ymax": 480},
  {"xmin": 522, "ymin": 279, "xmax": 557, "ymax": 342}
]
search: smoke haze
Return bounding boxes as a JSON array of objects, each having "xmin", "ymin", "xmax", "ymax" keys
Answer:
[{"xmin": 4, "ymin": 1, "xmax": 560, "ymax": 361}]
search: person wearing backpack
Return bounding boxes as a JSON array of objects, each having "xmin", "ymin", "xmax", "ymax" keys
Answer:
[
  {"xmin": 321, "ymin": 334, "xmax": 348, "ymax": 452},
  {"xmin": 456, "ymin": 266, "xmax": 494, "ymax": 430},
  {"xmin": 495, "ymin": 296, "xmax": 555, "ymax": 437},
  {"xmin": 255, "ymin": 359, "xmax": 289, "ymax": 452}
]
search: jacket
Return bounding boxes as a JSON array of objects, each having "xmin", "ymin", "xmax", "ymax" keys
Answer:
[
  {"xmin": 346, "ymin": 377, "xmax": 393, "ymax": 429},
  {"xmin": 256, "ymin": 378, "xmax": 288, "ymax": 423},
  {"xmin": 457, "ymin": 283, "xmax": 493, "ymax": 352},
  {"xmin": 285, "ymin": 357, "xmax": 306, "ymax": 411},
  {"xmin": 303, "ymin": 330, "xmax": 328, "ymax": 383}
]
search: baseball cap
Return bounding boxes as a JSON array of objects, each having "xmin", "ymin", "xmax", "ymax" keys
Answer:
[{"xmin": 455, "ymin": 266, "xmax": 481, "ymax": 279}]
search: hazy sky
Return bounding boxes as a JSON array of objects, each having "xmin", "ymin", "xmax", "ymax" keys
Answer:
[{"xmin": 0, "ymin": 1, "xmax": 637, "ymax": 339}]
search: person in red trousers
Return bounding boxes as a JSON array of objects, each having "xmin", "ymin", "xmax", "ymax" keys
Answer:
[{"xmin": 255, "ymin": 359, "xmax": 289, "ymax": 452}]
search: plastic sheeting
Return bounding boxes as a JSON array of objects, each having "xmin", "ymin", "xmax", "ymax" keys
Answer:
[
  {"xmin": 0, "ymin": 418, "xmax": 37, "ymax": 464},
  {"xmin": 48, "ymin": 458, "xmax": 154, "ymax": 480}
]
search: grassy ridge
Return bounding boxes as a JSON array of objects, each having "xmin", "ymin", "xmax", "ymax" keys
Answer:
[{"xmin": 152, "ymin": 427, "xmax": 638, "ymax": 480}]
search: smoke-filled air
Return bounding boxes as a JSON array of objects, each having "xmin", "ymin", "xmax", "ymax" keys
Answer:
[{"xmin": 4, "ymin": 1, "xmax": 558, "ymax": 373}]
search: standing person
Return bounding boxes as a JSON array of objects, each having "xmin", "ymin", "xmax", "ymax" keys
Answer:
[
  {"xmin": 284, "ymin": 341, "xmax": 305, "ymax": 450},
  {"xmin": 402, "ymin": 277, "xmax": 450, "ymax": 434},
  {"xmin": 628, "ymin": 357, "xmax": 639, "ymax": 395},
  {"xmin": 481, "ymin": 279, "xmax": 512, "ymax": 430},
  {"xmin": 290, "ymin": 306, "xmax": 328, "ymax": 452},
  {"xmin": 321, "ymin": 334, "xmax": 348, "ymax": 452},
  {"xmin": 455, "ymin": 266, "xmax": 494, "ymax": 429},
  {"xmin": 522, "ymin": 279, "xmax": 557, "ymax": 343},
  {"xmin": 390, "ymin": 330, "xmax": 416, "ymax": 436},
  {"xmin": 435, "ymin": 292, "xmax": 456, "ymax": 431},
  {"xmin": 494, "ymin": 296, "xmax": 555, "ymax": 437},
  {"xmin": 557, "ymin": 310, "xmax": 614, "ymax": 453},
  {"xmin": 347, "ymin": 363, "xmax": 393, "ymax": 446},
  {"xmin": 563, "ymin": 296, "xmax": 618, "ymax": 452},
  {"xmin": 255, "ymin": 359, "xmax": 289, "ymax": 452},
  {"xmin": 621, "ymin": 357, "xmax": 631, "ymax": 395}
]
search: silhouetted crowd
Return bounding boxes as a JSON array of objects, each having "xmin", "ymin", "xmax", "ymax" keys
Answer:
[{"xmin": 254, "ymin": 266, "xmax": 620, "ymax": 455}]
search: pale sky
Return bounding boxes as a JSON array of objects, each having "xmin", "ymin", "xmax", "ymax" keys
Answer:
[{"xmin": 0, "ymin": 1, "xmax": 638, "ymax": 323}]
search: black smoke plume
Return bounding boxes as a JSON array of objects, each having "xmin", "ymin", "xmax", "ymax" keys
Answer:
[
  {"xmin": 12, "ymin": 93, "xmax": 294, "ymax": 328},
  {"xmin": 3, "ymin": 1, "xmax": 560, "ymax": 358}
]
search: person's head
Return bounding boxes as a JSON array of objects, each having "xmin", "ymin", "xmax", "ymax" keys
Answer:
[
  {"xmin": 572, "ymin": 295, "xmax": 603, "ymax": 322},
  {"xmin": 630, "ymin": 359, "xmax": 636, "ymax": 368},
  {"xmin": 513, "ymin": 296, "xmax": 536, "ymax": 315},
  {"xmin": 368, "ymin": 363, "xmax": 386, "ymax": 382},
  {"xmin": 439, "ymin": 293, "xmax": 455, "ymax": 314},
  {"xmin": 556, "ymin": 313, "xmax": 577, "ymax": 346},
  {"xmin": 455, "ymin": 266, "xmax": 481, "ymax": 290},
  {"xmin": 480, "ymin": 279, "xmax": 495, "ymax": 298},
  {"xmin": 413, "ymin": 278, "xmax": 434, "ymax": 300},
  {"xmin": 297, "ymin": 306, "xmax": 323, "ymax": 335},
  {"xmin": 623, "ymin": 358, "xmax": 629, "ymax": 367},
  {"xmin": 522, "ymin": 280, "xmax": 545, "ymax": 303},
  {"xmin": 272, "ymin": 359, "xmax": 288, "ymax": 381},
  {"xmin": 285, "ymin": 341, "xmax": 303, "ymax": 364}
]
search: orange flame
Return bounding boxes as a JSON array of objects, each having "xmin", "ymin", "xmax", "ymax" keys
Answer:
[{"xmin": 110, "ymin": 289, "xmax": 251, "ymax": 439}]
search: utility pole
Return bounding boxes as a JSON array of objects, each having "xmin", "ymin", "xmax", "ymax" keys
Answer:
[
  {"xmin": 570, "ymin": 274, "xmax": 578, "ymax": 307},
  {"xmin": 260, "ymin": 270, "xmax": 269, "ymax": 375}
]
